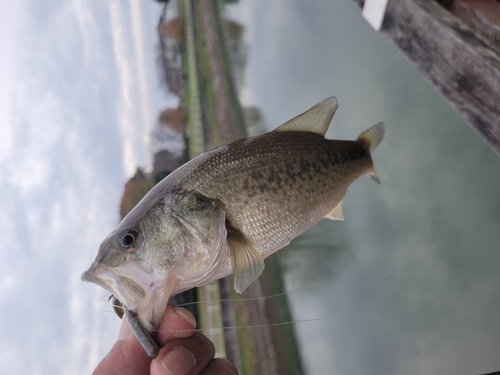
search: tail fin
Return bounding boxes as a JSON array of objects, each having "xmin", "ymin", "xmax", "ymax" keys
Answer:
[
  {"xmin": 357, "ymin": 122, "xmax": 384, "ymax": 184},
  {"xmin": 358, "ymin": 122, "xmax": 385, "ymax": 153}
]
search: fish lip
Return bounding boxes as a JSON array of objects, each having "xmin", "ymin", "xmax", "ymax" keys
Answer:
[
  {"xmin": 81, "ymin": 264, "xmax": 132, "ymax": 309},
  {"xmin": 81, "ymin": 265, "xmax": 112, "ymax": 291},
  {"xmin": 81, "ymin": 262, "xmax": 170, "ymax": 330}
]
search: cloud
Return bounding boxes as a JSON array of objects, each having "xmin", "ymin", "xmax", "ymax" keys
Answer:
[
  {"xmin": 0, "ymin": 0, "xmax": 167, "ymax": 373},
  {"xmin": 107, "ymin": 0, "xmax": 171, "ymax": 176}
]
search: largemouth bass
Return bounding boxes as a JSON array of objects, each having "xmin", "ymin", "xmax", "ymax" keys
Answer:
[{"xmin": 82, "ymin": 97, "xmax": 384, "ymax": 331}]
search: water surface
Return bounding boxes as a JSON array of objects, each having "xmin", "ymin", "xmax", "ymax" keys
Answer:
[{"xmin": 228, "ymin": 1, "xmax": 500, "ymax": 374}]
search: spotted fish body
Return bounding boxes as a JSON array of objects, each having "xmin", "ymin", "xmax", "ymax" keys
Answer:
[
  {"xmin": 82, "ymin": 97, "xmax": 384, "ymax": 330},
  {"xmin": 180, "ymin": 131, "xmax": 372, "ymax": 260}
]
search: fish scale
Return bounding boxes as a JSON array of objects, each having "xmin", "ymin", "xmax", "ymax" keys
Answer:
[{"xmin": 188, "ymin": 131, "xmax": 372, "ymax": 257}]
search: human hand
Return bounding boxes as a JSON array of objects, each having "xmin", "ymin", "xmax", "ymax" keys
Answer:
[{"xmin": 92, "ymin": 305, "xmax": 238, "ymax": 375}]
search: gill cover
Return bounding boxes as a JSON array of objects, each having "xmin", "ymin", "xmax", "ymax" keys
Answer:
[
  {"xmin": 175, "ymin": 192, "xmax": 266, "ymax": 294},
  {"xmin": 171, "ymin": 192, "xmax": 229, "ymax": 286}
]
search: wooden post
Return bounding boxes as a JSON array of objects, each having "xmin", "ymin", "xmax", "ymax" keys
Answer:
[{"xmin": 355, "ymin": 0, "xmax": 500, "ymax": 157}]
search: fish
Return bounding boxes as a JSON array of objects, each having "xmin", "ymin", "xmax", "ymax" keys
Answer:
[{"xmin": 82, "ymin": 97, "xmax": 384, "ymax": 332}]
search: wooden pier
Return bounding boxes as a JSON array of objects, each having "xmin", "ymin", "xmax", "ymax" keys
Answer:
[{"xmin": 355, "ymin": 0, "xmax": 500, "ymax": 157}]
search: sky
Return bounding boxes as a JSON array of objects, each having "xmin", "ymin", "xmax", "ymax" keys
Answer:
[{"xmin": 0, "ymin": 1, "xmax": 176, "ymax": 373}]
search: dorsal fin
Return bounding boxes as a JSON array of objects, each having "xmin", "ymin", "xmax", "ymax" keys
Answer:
[{"xmin": 273, "ymin": 97, "xmax": 338, "ymax": 136}]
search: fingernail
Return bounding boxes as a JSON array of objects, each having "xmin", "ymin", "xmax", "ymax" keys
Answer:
[
  {"xmin": 175, "ymin": 307, "xmax": 196, "ymax": 328},
  {"xmin": 161, "ymin": 347, "xmax": 196, "ymax": 375}
]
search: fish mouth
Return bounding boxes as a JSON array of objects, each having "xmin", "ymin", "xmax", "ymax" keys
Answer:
[{"xmin": 82, "ymin": 262, "xmax": 171, "ymax": 330}]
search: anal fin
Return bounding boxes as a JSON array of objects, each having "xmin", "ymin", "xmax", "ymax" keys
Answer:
[
  {"xmin": 325, "ymin": 202, "xmax": 344, "ymax": 221},
  {"xmin": 227, "ymin": 231, "xmax": 265, "ymax": 293}
]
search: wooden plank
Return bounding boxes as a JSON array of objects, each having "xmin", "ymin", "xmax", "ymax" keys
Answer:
[
  {"xmin": 449, "ymin": 0, "xmax": 500, "ymax": 54},
  {"xmin": 355, "ymin": 0, "xmax": 500, "ymax": 156}
]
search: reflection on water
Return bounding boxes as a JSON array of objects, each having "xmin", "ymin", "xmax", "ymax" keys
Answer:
[
  {"xmin": 228, "ymin": 0, "xmax": 500, "ymax": 374},
  {"xmin": 283, "ymin": 220, "xmax": 350, "ymax": 289}
]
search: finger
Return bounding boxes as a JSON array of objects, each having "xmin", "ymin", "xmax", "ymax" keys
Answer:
[
  {"xmin": 117, "ymin": 305, "xmax": 195, "ymax": 346},
  {"xmin": 92, "ymin": 337, "xmax": 151, "ymax": 375},
  {"xmin": 94, "ymin": 305, "xmax": 198, "ymax": 375},
  {"xmin": 200, "ymin": 358, "xmax": 238, "ymax": 375},
  {"xmin": 117, "ymin": 315, "xmax": 132, "ymax": 341},
  {"xmin": 156, "ymin": 305, "xmax": 197, "ymax": 345},
  {"xmin": 151, "ymin": 332, "xmax": 215, "ymax": 375}
]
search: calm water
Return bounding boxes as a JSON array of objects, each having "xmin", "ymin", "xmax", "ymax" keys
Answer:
[{"xmin": 228, "ymin": 1, "xmax": 500, "ymax": 374}]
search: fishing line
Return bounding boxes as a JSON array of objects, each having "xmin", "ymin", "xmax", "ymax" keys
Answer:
[
  {"xmin": 95, "ymin": 293, "xmax": 112, "ymax": 303},
  {"xmin": 95, "ymin": 245, "xmax": 496, "ymax": 314},
  {"xmin": 174, "ymin": 244, "xmax": 500, "ymax": 310},
  {"xmin": 175, "ymin": 278, "xmax": 334, "ymax": 308},
  {"xmin": 199, "ymin": 318, "xmax": 323, "ymax": 331},
  {"xmin": 148, "ymin": 318, "xmax": 323, "ymax": 335},
  {"xmin": 95, "ymin": 247, "xmax": 500, "ymax": 335},
  {"xmin": 96, "ymin": 294, "xmax": 119, "ymax": 313},
  {"xmin": 97, "ymin": 290, "xmax": 324, "ymax": 332}
]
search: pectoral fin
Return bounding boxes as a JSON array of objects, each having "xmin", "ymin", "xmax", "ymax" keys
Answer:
[
  {"xmin": 273, "ymin": 97, "xmax": 338, "ymax": 136},
  {"xmin": 227, "ymin": 232, "xmax": 265, "ymax": 293},
  {"xmin": 325, "ymin": 202, "xmax": 344, "ymax": 221}
]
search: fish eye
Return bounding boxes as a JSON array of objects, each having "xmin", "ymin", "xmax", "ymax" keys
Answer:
[{"xmin": 118, "ymin": 229, "xmax": 139, "ymax": 250}]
